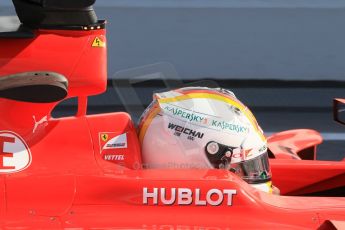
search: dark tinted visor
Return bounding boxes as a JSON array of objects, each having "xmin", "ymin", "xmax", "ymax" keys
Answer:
[{"xmin": 229, "ymin": 152, "xmax": 271, "ymax": 184}]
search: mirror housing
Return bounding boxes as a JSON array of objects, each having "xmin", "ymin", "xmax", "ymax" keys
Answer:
[
  {"xmin": 0, "ymin": 72, "xmax": 68, "ymax": 103},
  {"xmin": 333, "ymin": 98, "xmax": 345, "ymax": 125},
  {"xmin": 12, "ymin": 0, "xmax": 97, "ymax": 29}
]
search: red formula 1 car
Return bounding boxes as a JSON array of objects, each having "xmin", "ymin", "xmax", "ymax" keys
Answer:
[{"xmin": 0, "ymin": 1, "xmax": 344, "ymax": 229}]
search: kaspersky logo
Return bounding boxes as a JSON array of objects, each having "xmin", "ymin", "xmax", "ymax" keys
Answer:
[
  {"xmin": 143, "ymin": 187, "xmax": 237, "ymax": 206},
  {"xmin": 163, "ymin": 105, "xmax": 208, "ymax": 124},
  {"xmin": 163, "ymin": 105, "xmax": 249, "ymax": 134},
  {"xmin": 0, "ymin": 131, "xmax": 32, "ymax": 173}
]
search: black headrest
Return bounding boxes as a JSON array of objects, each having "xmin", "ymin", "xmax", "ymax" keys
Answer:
[
  {"xmin": 23, "ymin": 0, "xmax": 96, "ymax": 9},
  {"xmin": 12, "ymin": 0, "xmax": 98, "ymax": 28},
  {"xmin": 0, "ymin": 72, "xmax": 68, "ymax": 103}
]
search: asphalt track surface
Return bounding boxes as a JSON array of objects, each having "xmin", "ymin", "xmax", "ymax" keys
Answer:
[
  {"xmin": 3, "ymin": 2, "xmax": 345, "ymax": 81},
  {"xmin": 51, "ymin": 83, "xmax": 345, "ymax": 161}
]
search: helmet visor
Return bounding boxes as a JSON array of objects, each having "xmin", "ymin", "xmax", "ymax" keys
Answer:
[{"xmin": 229, "ymin": 152, "xmax": 271, "ymax": 184}]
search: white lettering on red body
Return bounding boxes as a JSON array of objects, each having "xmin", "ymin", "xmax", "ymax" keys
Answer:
[
  {"xmin": 143, "ymin": 187, "xmax": 236, "ymax": 206},
  {"xmin": 104, "ymin": 155, "xmax": 124, "ymax": 161}
]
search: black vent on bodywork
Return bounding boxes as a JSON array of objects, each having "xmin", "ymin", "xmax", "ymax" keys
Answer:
[
  {"xmin": 12, "ymin": 0, "xmax": 97, "ymax": 29},
  {"xmin": 0, "ymin": 72, "xmax": 68, "ymax": 103}
]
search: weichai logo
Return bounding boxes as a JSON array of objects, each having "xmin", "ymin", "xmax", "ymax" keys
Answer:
[
  {"xmin": 0, "ymin": 131, "xmax": 31, "ymax": 173},
  {"xmin": 168, "ymin": 123, "xmax": 204, "ymax": 140}
]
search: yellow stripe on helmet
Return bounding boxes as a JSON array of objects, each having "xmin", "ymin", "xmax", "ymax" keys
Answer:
[{"xmin": 138, "ymin": 104, "xmax": 161, "ymax": 145}]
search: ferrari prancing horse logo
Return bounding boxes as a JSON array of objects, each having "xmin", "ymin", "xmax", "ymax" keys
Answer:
[{"xmin": 101, "ymin": 133, "xmax": 108, "ymax": 142}]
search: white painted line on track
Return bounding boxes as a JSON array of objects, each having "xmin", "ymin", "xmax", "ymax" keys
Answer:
[
  {"xmin": 320, "ymin": 133, "xmax": 345, "ymax": 141},
  {"xmin": 1, "ymin": 0, "xmax": 345, "ymax": 8},
  {"xmin": 265, "ymin": 132, "xmax": 345, "ymax": 141},
  {"xmin": 94, "ymin": 0, "xmax": 345, "ymax": 9},
  {"xmin": 266, "ymin": 132, "xmax": 345, "ymax": 141},
  {"xmin": 0, "ymin": 16, "xmax": 20, "ymax": 31}
]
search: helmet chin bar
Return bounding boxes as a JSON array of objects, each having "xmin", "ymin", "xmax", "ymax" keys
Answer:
[
  {"xmin": 205, "ymin": 141, "xmax": 236, "ymax": 169},
  {"xmin": 205, "ymin": 141, "xmax": 272, "ymax": 185}
]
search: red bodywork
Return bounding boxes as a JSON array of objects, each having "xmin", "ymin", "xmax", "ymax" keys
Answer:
[{"xmin": 0, "ymin": 24, "xmax": 344, "ymax": 229}]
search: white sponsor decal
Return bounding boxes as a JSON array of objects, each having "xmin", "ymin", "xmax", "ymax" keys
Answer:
[
  {"xmin": 103, "ymin": 133, "xmax": 127, "ymax": 150},
  {"xmin": 143, "ymin": 187, "xmax": 236, "ymax": 206},
  {"xmin": 0, "ymin": 131, "xmax": 32, "ymax": 173}
]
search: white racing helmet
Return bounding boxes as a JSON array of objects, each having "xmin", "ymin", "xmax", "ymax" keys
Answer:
[{"xmin": 138, "ymin": 87, "xmax": 272, "ymax": 193}]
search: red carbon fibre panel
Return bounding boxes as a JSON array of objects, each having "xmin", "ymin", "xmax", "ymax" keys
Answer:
[
  {"xmin": 268, "ymin": 129, "xmax": 323, "ymax": 160},
  {"xmin": 270, "ymin": 159, "xmax": 345, "ymax": 195},
  {"xmin": 86, "ymin": 112, "xmax": 142, "ymax": 170},
  {"xmin": 0, "ymin": 29, "xmax": 107, "ymax": 97}
]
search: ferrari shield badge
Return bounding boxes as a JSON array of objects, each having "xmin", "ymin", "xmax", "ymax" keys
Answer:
[
  {"xmin": 99, "ymin": 132, "xmax": 127, "ymax": 152},
  {"xmin": 101, "ymin": 133, "xmax": 108, "ymax": 142},
  {"xmin": 0, "ymin": 131, "xmax": 32, "ymax": 173}
]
